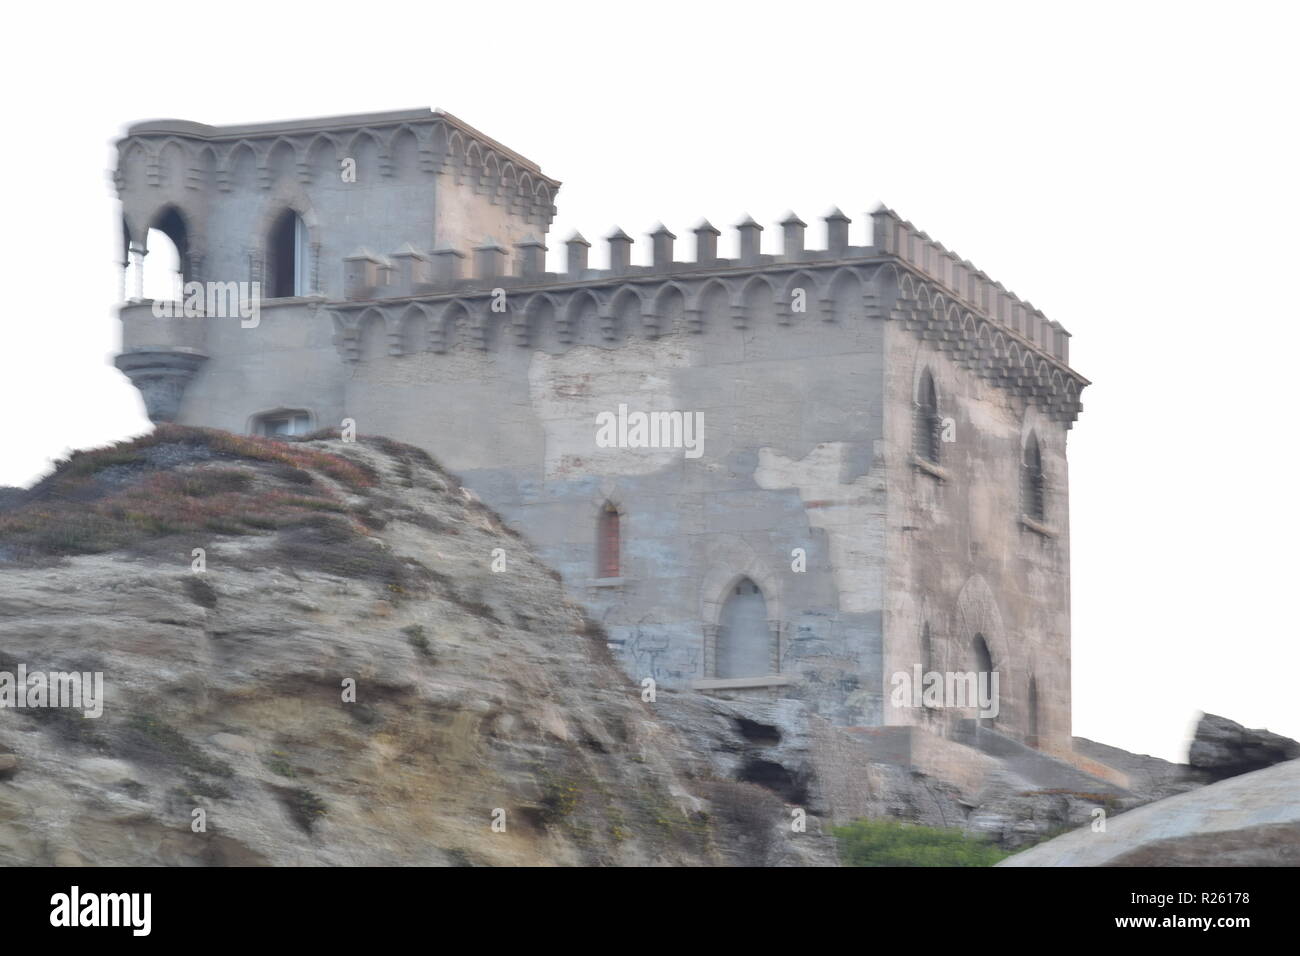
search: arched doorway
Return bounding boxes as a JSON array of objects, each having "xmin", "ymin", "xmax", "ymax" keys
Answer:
[{"xmin": 717, "ymin": 578, "xmax": 771, "ymax": 678}]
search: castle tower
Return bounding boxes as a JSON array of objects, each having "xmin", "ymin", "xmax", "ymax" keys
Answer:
[
  {"xmin": 112, "ymin": 108, "xmax": 558, "ymax": 422},
  {"xmin": 113, "ymin": 110, "xmax": 1087, "ymax": 757}
]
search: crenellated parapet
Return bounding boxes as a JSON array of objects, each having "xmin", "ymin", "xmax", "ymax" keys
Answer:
[
  {"xmin": 871, "ymin": 208, "xmax": 1070, "ymax": 364},
  {"xmin": 323, "ymin": 207, "xmax": 1087, "ymax": 425}
]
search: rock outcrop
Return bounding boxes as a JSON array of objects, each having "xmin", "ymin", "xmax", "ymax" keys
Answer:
[
  {"xmin": 1071, "ymin": 736, "xmax": 1203, "ymax": 802},
  {"xmin": 998, "ymin": 758, "xmax": 1300, "ymax": 866},
  {"xmin": 1188, "ymin": 713, "xmax": 1300, "ymax": 782},
  {"xmin": 0, "ymin": 428, "xmax": 835, "ymax": 866}
]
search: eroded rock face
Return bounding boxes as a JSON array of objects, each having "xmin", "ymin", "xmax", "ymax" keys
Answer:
[
  {"xmin": 1188, "ymin": 713, "xmax": 1300, "ymax": 782},
  {"xmin": 653, "ymin": 695, "xmax": 1146, "ymax": 853},
  {"xmin": 0, "ymin": 430, "xmax": 835, "ymax": 867}
]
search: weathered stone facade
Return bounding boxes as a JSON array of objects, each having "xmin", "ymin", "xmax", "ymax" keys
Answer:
[{"xmin": 112, "ymin": 108, "xmax": 1087, "ymax": 753}]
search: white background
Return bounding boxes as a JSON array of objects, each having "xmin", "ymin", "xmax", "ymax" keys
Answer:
[{"xmin": 1, "ymin": 1, "xmax": 1296, "ymax": 761}]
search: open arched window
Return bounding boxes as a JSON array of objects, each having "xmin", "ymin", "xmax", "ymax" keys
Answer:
[
  {"xmin": 142, "ymin": 207, "xmax": 190, "ymax": 302},
  {"xmin": 914, "ymin": 368, "xmax": 940, "ymax": 463},
  {"xmin": 267, "ymin": 208, "xmax": 310, "ymax": 298},
  {"xmin": 1022, "ymin": 432, "xmax": 1045, "ymax": 521},
  {"xmin": 717, "ymin": 578, "xmax": 771, "ymax": 679},
  {"xmin": 597, "ymin": 503, "xmax": 620, "ymax": 578}
]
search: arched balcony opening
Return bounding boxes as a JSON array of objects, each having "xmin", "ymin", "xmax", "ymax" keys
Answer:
[{"xmin": 140, "ymin": 207, "xmax": 190, "ymax": 303}]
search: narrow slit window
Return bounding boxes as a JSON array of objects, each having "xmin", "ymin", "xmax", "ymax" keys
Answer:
[
  {"xmin": 1027, "ymin": 676, "xmax": 1040, "ymax": 748},
  {"xmin": 973, "ymin": 633, "xmax": 995, "ymax": 726},
  {"xmin": 597, "ymin": 504, "xmax": 620, "ymax": 578},
  {"xmin": 1022, "ymin": 433, "xmax": 1045, "ymax": 521},
  {"xmin": 914, "ymin": 369, "xmax": 940, "ymax": 463}
]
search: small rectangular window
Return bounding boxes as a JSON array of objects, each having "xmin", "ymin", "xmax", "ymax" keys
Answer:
[{"xmin": 257, "ymin": 412, "xmax": 310, "ymax": 437}]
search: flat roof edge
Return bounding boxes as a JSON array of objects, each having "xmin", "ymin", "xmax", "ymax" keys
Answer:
[
  {"xmin": 123, "ymin": 107, "xmax": 554, "ymax": 180},
  {"xmin": 126, "ymin": 108, "xmax": 436, "ymax": 139}
]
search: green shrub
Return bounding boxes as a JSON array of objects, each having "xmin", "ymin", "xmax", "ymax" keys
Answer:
[
  {"xmin": 402, "ymin": 624, "xmax": 431, "ymax": 656},
  {"xmin": 280, "ymin": 787, "xmax": 328, "ymax": 833},
  {"xmin": 263, "ymin": 753, "xmax": 297, "ymax": 778},
  {"xmin": 832, "ymin": 818, "xmax": 1009, "ymax": 867},
  {"xmin": 123, "ymin": 712, "xmax": 234, "ymax": 778}
]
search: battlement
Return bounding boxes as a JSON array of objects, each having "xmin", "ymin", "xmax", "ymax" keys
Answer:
[
  {"xmin": 317, "ymin": 207, "xmax": 1083, "ymax": 423},
  {"xmin": 870, "ymin": 209, "xmax": 1070, "ymax": 366},
  {"xmin": 335, "ymin": 206, "xmax": 1072, "ymax": 363}
]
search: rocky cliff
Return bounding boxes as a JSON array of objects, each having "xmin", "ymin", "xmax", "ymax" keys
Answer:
[
  {"xmin": 0, "ymin": 427, "xmax": 835, "ymax": 866},
  {"xmin": 4, "ymin": 427, "xmax": 1283, "ymax": 867}
]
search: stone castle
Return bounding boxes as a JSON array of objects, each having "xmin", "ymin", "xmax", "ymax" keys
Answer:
[{"xmin": 111, "ymin": 108, "xmax": 1088, "ymax": 757}]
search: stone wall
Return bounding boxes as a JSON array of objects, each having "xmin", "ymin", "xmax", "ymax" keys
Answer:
[
  {"xmin": 340, "ymin": 286, "xmax": 890, "ymax": 725},
  {"xmin": 882, "ymin": 310, "xmax": 1074, "ymax": 751}
]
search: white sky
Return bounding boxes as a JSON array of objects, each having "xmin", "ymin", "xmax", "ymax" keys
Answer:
[{"xmin": 1, "ymin": 1, "xmax": 1296, "ymax": 762}]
